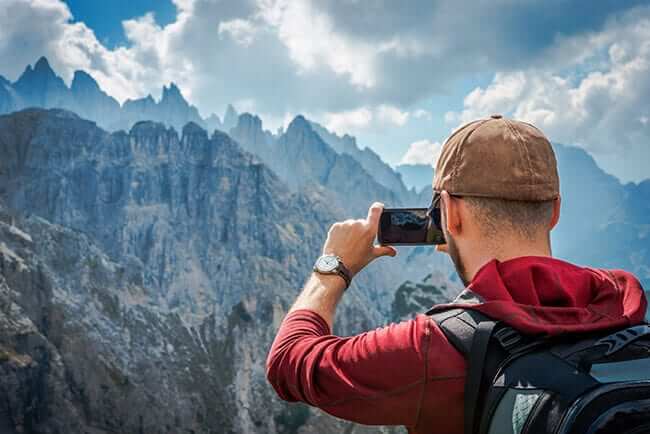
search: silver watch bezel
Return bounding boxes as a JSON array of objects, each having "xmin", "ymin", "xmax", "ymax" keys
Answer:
[{"xmin": 314, "ymin": 254, "xmax": 340, "ymax": 273}]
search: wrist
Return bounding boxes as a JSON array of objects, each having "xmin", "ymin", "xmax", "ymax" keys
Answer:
[{"xmin": 310, "ymin": 272, "xmax": 347, "ymax": 292}]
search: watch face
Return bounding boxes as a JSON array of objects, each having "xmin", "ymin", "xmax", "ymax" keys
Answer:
[{"xmin": 316, "ymin": 255, "xmax": 339, "ymax": 272}]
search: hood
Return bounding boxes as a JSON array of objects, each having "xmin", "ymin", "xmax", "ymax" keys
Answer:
[{"xmin": 434, "ymin": 256, "xmax": 647, "ymax": 336}]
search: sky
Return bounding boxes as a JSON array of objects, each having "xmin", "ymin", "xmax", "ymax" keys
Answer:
[{"xmin": 0, "ymin": 0, "xmax": 649, "ymax": 183}]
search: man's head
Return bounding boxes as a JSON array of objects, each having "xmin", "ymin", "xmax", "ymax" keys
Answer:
[{"xmin": 432, "ymin": 115, "xmax": 561, "ymax": 286}]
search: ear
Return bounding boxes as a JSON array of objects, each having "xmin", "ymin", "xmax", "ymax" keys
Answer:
[
  {"xmin": 549, "ymin": 195, "xmax": 561, "ymax": 230},
  {"xmin": 441, "ymin": 190, "xmax": 462, "ymax": 236}
]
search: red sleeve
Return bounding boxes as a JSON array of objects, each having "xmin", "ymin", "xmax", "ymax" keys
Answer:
[{"xmin": 266, "ymin": 308, "xmax": 463, "ymax": 427}]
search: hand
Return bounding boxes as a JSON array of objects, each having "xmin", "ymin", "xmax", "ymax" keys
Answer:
[{"xmin": 322, "ymin": 202, "xmax": 397, "ymax": 277}]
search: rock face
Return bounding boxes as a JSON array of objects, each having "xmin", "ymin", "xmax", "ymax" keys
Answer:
[
  {"xmin": 391, "ymin": 273, "xmax": 453, "ymax": 322},
  {"xmin": 229, "ymin": 113, "xmax": 274, "ymax": 159},
  {"xmin": 309, "ymin": 121, "xmax": 410, "ymax": 197},
  {"xmin": 0, "ymin": 108, "xmax": 418, "ymax": 433}
]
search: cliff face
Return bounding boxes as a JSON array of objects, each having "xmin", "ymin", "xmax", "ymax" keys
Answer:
[{"xmin": 0, "ymin": 108, "xmax": 409, "ymax": 433}]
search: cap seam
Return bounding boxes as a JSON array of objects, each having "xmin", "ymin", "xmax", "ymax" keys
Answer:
[
  {"xmin": 435, "ymin": 119, "xmax": 482, "ymax": 190},
  {"xmin": 450, "ymin": 119, "xmax": 489, "ymax": 192},
  {"xmin": 504, "ymin": 118, "xmax": 535, "ymax": 199}
]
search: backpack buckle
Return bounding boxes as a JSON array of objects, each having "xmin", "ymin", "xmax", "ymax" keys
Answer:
[{"xmin": 494, "ymin": 326, "xmax": 522, "ymax": 351}]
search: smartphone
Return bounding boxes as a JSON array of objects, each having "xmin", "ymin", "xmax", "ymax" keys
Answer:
[{"xmin": 377, "ymin": 208, "xmax": 445, "ymax": 245}]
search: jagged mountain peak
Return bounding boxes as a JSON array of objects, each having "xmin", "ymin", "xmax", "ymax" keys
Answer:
[
  {"xmin": 237, "ymin": 112, "xmax": 263, "ymax": 128},
  {"xmin": 224, "ymin": 103, "xmax": 237, "ymax": 117},
  {"xmin": 34, "ymin": 56, "xmax": 54, "ymax": 73},
  {"xmin": 286, "ymin": 114, "xmax": 312, "ymax": 133},
  {"xmin": 71, "ymin": 70, "xmax": 100, "ymax": 92},
  {"xmin": 15, "ymin": 56, "xmax": 63, "ymax": 88},
  {"xmin": 222, "ymin": 104, "xmax": 239, "ymax": 130},
  {"xmin": 161, "ymin": 82, "xmax": 185, "ymax": 102}
]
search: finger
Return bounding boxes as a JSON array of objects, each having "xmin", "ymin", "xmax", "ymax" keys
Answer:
[
  {"xmin": 366, "ymin": 202, "xmax": 385, "ymax": 230},
  {"xmin": 435, "ymin": 243, "xmax": 448, "ymax": 253},
  {"xmin": 372, "ymin": 245, "xmax": 397, "ymax": 258}
]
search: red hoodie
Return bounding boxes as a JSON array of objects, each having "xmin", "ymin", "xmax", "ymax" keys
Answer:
[{"xmin": 266, "ymin": 256, "xmax": 647, "ymax": 433}]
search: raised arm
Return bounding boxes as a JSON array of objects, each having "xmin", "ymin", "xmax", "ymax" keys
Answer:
[
  {"xmin": 288, "ymin": 202, "xmax": 397, "ymax": 330},
  {"xmin": 266, "ymin": 203, "xmax": 466, "ymax": 429}
]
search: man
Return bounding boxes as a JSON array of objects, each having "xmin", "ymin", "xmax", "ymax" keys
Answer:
[{"xmin": 266, "ymin": 115, "xmax": 647, "ymax": 433}]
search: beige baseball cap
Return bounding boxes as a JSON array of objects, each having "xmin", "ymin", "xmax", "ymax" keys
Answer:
[{"xmin": 433, "ymin": 115, "xmax": 560, "ymax": 201}]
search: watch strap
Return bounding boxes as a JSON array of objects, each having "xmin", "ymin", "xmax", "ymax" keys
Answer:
[{"xmin": 335, "ymin": 260, "xmax": 352, "ymax": 290}]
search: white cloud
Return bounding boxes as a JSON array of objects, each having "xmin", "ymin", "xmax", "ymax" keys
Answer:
[
  {"xmin": 376, "ymin": 104, "xmax": 409, "ymax": 126},
  {"xmin": 324, "ymin": 107, "xmax": 373, "ymax": 133},
  {"xmin": 445, "ymin": 6, "xmax": 650, "ymax": 182},
  {"xmin": 323, "ymin": 104, "xmax": 410, "ymax": 135},
  {"xmin": 218, "ymin": 18, "xmax": 258, "ymax": 47},
  {"xmin": 257, "ymin": 0, "xmax": 377, "ymax": 88},
  {"xmin": 400, "ymin": 139, "xmax": 441, "ymax": 166},
  {"xmin": 413, "ymin": 109, "xmax": 432, "ymax": 120}
]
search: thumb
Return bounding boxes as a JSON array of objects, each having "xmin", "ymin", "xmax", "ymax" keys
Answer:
[{"xmin": 372, "ymin": 244, "xmax": 398, "ymax": 258}]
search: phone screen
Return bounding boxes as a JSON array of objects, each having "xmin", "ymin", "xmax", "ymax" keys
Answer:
[{"xmin": 377, "ymin": 208, "xmax": 445, "ymax": 245}]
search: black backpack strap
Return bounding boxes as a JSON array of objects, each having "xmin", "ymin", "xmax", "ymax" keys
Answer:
[
  {"xmin": 464, "ymin": 320, "xmax": 497, "ymax": 434},
  {"xmin": 430, "ymin": 308, "xmax": 498, "ymax": 434}
]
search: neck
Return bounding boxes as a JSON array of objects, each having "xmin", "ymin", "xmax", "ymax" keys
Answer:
[{"xmin": 463, "ymin": 237, "xmax": 552, "ymax": 283}]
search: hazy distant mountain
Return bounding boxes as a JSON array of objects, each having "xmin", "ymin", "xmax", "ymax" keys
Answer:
[
  {"xmin": 0, "ymin": 57, "xmax": 208, "ymax": 133},
  {"xmin": 70, "ymin": 70, "xmax": 121, "ymax": 125},
  {"xmin": 551, "ymin": 143, "xmax": 650, "ymax": 288},
  {"xmin": 231, "ymin": 113, "xmax": 408, "ymax": 216},
  {"xmin": 204, "ymin": 112, "xmax": 223, "ymax": 132},
  {"xmin": 12, "ymin": 56, "xmax": 70, "ymax": 109},
  {"xmin": 395, "ymin": 163, "xmax": 434, "ymax": 192},
  {"xmin": 229, "ymin": 112, "xmax": 275, "ymax": 158},
  {"xmin": 309, "ymin": 121, "xmax": 410, "ymax": 196},
  {"xmin": 120, "ymin": 83, "xmax": 204, "ymax": 131},
  {"xmin": 222, "ymin": 103, "xmax": 239, "ymax": 131}
]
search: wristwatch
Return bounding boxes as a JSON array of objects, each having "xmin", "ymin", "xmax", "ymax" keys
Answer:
[{"xmin": 313, "ymin": 254, "xmax": 352, "ymax": 290}]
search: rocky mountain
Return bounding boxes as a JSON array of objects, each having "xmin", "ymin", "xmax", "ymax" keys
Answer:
[
  {"xmin": 230, "ymin": 114, "xmax": 412, "ymax": 217},
  {"xmin": 11, "ymin": 57, "xmax": 70, "ymax": 111},
  {"xmin": 0, "ymin": 57, "xmax": 210, "ymax": 133},
  {"xmin": 0, "ymin": 108, "xmax": 417, "ymax": 433},
  {"xmin": 69, "ymin": 70, "xmax": 121, "ymax": 125},
  {"xmin": 309, "ymin": 121, "xmax": 410, "ymax": 196},
  {"xmin": 391, "ymin": 272, "xmax": 453, "ymax": 322}
]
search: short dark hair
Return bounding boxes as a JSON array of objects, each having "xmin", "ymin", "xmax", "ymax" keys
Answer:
[{"xmin": 461, "ymin": 196, "xmax": 555, "ymax": 239}]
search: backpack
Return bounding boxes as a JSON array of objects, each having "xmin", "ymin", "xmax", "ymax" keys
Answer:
[{"xmin": 428, "ymin": 306, "xmax": 650, "ymax": 434}]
